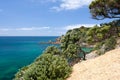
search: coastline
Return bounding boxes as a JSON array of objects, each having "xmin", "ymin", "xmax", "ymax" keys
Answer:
[{"xmin": 39, "ymin": 37, "xmax": 61, "ymax": 44}]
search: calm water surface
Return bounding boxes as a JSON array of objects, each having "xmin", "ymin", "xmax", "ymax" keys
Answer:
[{"xmin": 0, "ymin": 36, "xmax": 58, "ymax": 80}]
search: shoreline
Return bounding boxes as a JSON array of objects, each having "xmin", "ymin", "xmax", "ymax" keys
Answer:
[{"xmin": 39, "ymin": 37, "xmax": 61, "ymax": 45}]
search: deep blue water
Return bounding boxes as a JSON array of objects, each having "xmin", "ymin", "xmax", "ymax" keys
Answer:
[{"xmin": 0, "ymin": 36, "xmax": 59, "ymax": 80}]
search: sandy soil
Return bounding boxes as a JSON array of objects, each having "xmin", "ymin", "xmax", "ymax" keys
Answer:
[{"xmin": 67, "ymin": 48, "xmax": 120, "ymax": 80}]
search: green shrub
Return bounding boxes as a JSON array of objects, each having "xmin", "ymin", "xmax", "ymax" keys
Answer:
[
  {"xmin": 104, "ymin": 37, "xmax": 116, "ymax": 51},
  {"xmin": 14, "ymin": 54, "xmax": 71, "ymax": 80},
  {"xmin": 95, "ymin": 37, "xmax": 117, "ymax": 55},
  {"xmin": 94, "ymin": 42, "xmax": 104, "ymax": 50},
  {"xmin": 44, "ymin": 46, "xmax": 61, "ymax": 55}
]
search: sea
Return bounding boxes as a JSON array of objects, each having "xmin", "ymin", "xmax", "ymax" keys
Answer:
[
  {"xmin": 0, "ymin": 36, "xmax": 92, "ymax": 80},
  {"xmin": 0, "ymin": 36, "xmax": 59, "ymax": 80}
]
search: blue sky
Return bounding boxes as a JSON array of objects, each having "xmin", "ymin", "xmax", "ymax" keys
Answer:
[{"xmin": 0, "ymin": 0, "xmax": 113, "ymax": 36}]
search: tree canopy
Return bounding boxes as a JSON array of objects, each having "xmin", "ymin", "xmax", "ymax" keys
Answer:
[
  {"xmin": 89, "ymin": 0, "xmax": 120, "ymax": 20},
  {"xmin": 60, "ymin": 28, "xmax": 87, "ymax": 61}
]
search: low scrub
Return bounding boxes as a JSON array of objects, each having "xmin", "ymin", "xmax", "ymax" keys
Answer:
[
  {"xmin": 14, "ymin": 54, "xmax": 71, "ymax": 80},
  {"xmin": 95, "ymin": 37, "xmax": 117, "ymax": 55}
]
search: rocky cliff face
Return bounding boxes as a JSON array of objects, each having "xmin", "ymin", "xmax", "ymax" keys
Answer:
[{"xmin": 67, "ymin": 48, "xmax": 120, "ymax": 80}]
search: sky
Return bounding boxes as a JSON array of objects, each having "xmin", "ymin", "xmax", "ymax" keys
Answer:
[{"xmin": 0, "ymin": 0, "xmax": 114, "ymax": 36}]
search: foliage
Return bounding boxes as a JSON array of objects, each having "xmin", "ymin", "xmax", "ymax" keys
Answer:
[
  {"xmin": 44, "ymin": 46, "xmax": 61, "ymax": 55},
  {"xmin": 86, "ymin": 22, "xmax": 120, "ymax": 43},
  {"xmin": 14, "ymin": 54, "xmax": 71, "ymax": 80},
  {"xmin": 101, "ymin": 19, "xmax": 120, "ymax": 37},
  {"xmin": 95, "ymin": 37, "xmax": 117, "ymax": 55},
  {"xmin": 63, "ymin": 44, "xmax": 80, "ymax": 59},
  {"xmin": 86, "ymin": 25, "xmax": 101, "ymax": 43},
  {"xmin": 60, "ymin": 27, "xmax": 87, "ymax": 61},
  {"xmin": 61, "ymin": 22, "xmax": 119, "ymax": 59},
  {"xmin": 89, "ymin": 0, "xmax": 120, "ymax": 20},
  {"xmin": 104, "ymin": 37, "xmax": 117, "ymax": 51}
]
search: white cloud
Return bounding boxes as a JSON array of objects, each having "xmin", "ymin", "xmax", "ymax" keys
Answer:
[
  {"xmin": 51, "ymin": 0, "xmax": 93, "ymax": 11},
  {"xmin": 0, "ymin": 29, "xmax": 10, "ymax": 31},
  {"xmin": 64, "ymin": 24, "xmax": 95, "ymax": 30},
  {"xmin": 16, "ymin": 28, "xmax": 33, "ymax": 31},
  {"xmin": 31, "ymin": 0, "xmax": 93, "ymax": 11},
  {"xmin": 16, "ymin": 27, "xmax": 50, "ymax": 31},
  {"xmin": 0, "ymin": 24, "xmax": 97, "ymax": 36},
  {"xmin": 0, "ymin": 27, "xmax": 50, "ymax": 31}
]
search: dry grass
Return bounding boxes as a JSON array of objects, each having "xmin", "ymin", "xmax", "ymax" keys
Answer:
[{"xmin": 67, "ymin": 48, "xmax": 120, "ymax": 80}]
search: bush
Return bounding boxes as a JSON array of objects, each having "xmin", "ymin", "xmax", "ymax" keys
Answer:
[
  {"xmin": 14, "ymin": 54, "xmax": 71, "ymax": 80},
  {"xmin": 95, "ymin": 37, "xmax": 116, "ymax": 55},
  {"xmin": 104, "ymin": 37, "xmax": 116, "ymax": 51},
  {"xmin": 44, "ymin": 46, "xmax": 61, "ymax": 55}
]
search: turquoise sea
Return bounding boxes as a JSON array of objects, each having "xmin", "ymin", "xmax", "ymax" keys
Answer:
[{"xmin": 0, "ymin": 36, "xmax": 59, "ymax": 80}]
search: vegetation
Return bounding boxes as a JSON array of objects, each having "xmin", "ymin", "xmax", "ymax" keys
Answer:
[
  {"xmin": 89, "ymin": 0, "xmax": 120, "ymax": 54},
  {"xmin": 44, "ymin": 46, "xmax": 61, "ymax": 55},
  {"xmin": 94, "ymin": 37, "xmax": 117, "ymax": 55},
  {"xmin": 14, "ymin": 54, "xmax": 71, "ymax": 80},
  {"xmin": 89, "ymin": 0, "xmax": 120, "ymax": 20},
  {"xmin": 86, "ymin": 24, "xmax": 120, "ymax": 43},
  {"xmin": 100, "ymin": 19, "xmax": 120, "ymax": 37},
  {"xmin": 60, "ymin": 27, "xmax": 88, "ymax": 62}
]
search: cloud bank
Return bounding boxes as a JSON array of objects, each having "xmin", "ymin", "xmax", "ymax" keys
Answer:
[
  {"xmin": 0, "ymin": 27, "xmax": 50, "ymax": 31},
  {"xmin": 0, "ymin": 24, "xmax": 96, "ymax": 36}
]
